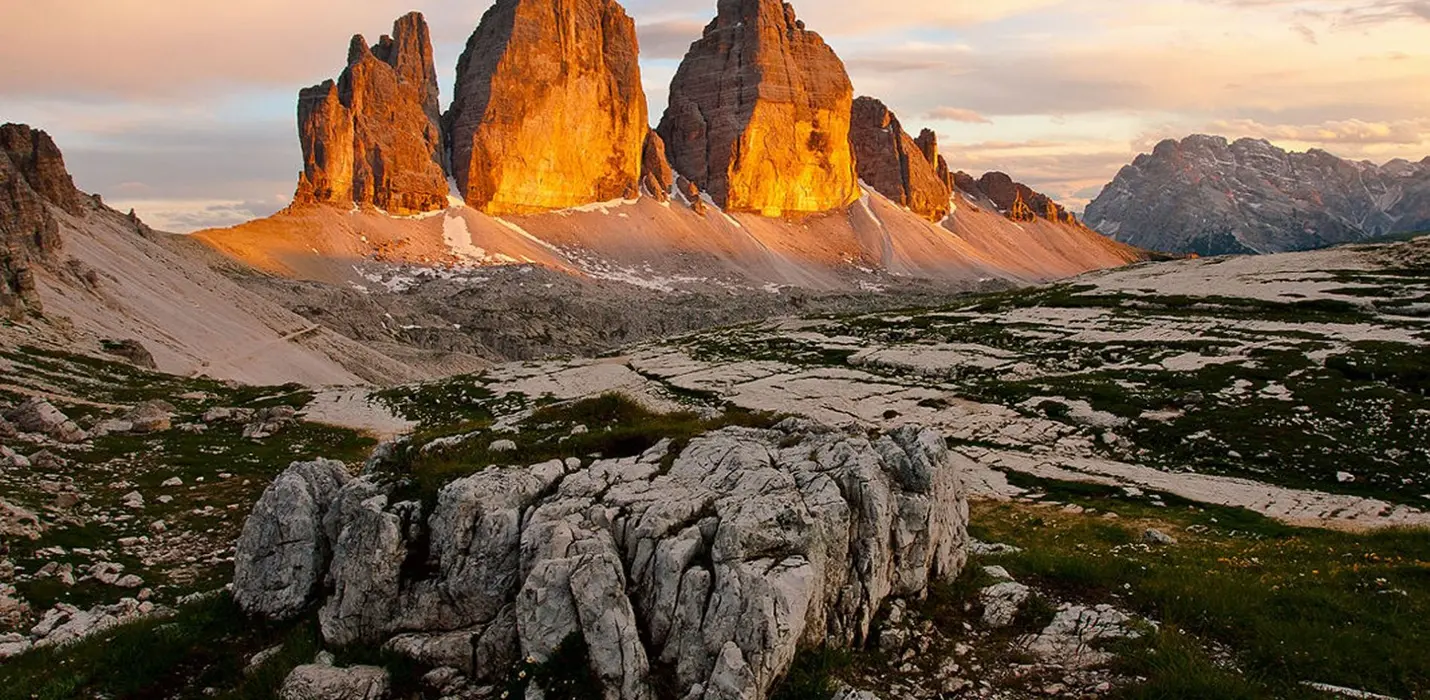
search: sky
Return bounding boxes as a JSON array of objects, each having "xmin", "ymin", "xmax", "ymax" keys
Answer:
[{"xmin": 3, "ymin": 0, "xmax": 1428, "ymax": 232}]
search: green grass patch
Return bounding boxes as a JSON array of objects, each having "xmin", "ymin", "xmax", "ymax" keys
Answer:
[
  {"xmin": 0, "ymin": 593, "xmax": 319, "ymax": 700},
  {"xmin": 971, "ymin": 493, "xmax": 1430, "ymax": 698}
]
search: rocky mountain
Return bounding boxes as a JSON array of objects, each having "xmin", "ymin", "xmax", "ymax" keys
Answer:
[
  {"xmin": 1085, "ymin": 134, "xmax": 1430, "ymax": 255},
  {"xmin": 1, "ymin": 124, "xmax": 83, "ymax": 318},
  {"xmin": 0, "ymin": 123, "xmax": 480, "ymax": 385},
  {"xmin": 294, "ymin": 13, "xmax": 449, "ymax": 216},
  {"xmin": 446, "ymin": 0, "xmax": 649, "ymax": 215},
  {"xmin": 850, "ymin": 97, "xmax": 952, "ymax": 222},
  {"xmin": 658, "ymin": 0, "xmax": 860, "ymax": 216},
  {"xmin": 957, "ymin": 171, "xmax": 1079, "ymax": 225}
]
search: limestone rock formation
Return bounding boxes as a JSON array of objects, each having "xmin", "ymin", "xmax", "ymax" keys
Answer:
[
  {"xmin": 1, "ymin": 124, "xmax": 84, "ymax": 317},
  {"xmin": 293, "ymin": 12, "xmax": 448, "ymax": 216},
  {"xmin": 915, "ymin": 129, "xmax": 955, "ymax": 191},
  {"xmin": 957, "ymin": 172, "xmax": 1078, "ymax": 225},
  {"xmin": 850, "ymin": 97, "xmax": 952, "ymax": 221},
  {"xmin": 235, "ymin": 423, "xmax": 970, "ymax": 700},
  {"xmin": 658, "ymin": 0, "xmax": 860, "ymax": 216},
  {"xmin": 446, "ymin": 0, "xmax": 649, "ymax": 215},
  {"xmin": 232, "ymin": 459, "xmax": 353, "ymax": 620},
  {"xmin": 641, "ymin": 130, "xmax": 675, "ymax": 203}
]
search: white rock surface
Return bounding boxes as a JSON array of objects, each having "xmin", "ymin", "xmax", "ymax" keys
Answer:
[
  {"xmin": 232, "ymin": 459, "xmax": 353, "ymax": 620},
  {"xmin": 278, "ymin": 663, "xmax": 390, "ymax": 700},
  {"xmin": 236, "ymin": 423, "xmax": 970, "ymax": 700}
]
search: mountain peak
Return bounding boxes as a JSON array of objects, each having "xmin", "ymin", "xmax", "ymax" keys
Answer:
[
  {"xmin": 446, "ymin": 0, "xmax": 648, "ymax": 215},
  {"xmin": 1086, "ymin": 134, "xmax": 1430, "ymax": 255},
  {"xmin": 659, "ymin": 0, "xmax": 859, "ymax": 216},
  {"xmin": 295, "ymin": 13, "xmax": 447, "ymax": 215}
]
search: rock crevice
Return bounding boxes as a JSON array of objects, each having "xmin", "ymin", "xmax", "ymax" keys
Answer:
[{"xmin": 235, "ymin": 423, "xmax": 969, "ymax": 700}]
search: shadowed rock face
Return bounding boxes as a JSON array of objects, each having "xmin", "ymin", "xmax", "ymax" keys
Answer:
[
  {"xmin": 446, "ymin": 0, "xmax": 648, "ymax": 216},
  {"xmin": 1, "ymin": 124, "xmax": 85, "ymax": 317},
  {"xmin": 658, "ymin": 0, "xmax": 860, "ymax": 217},
  {"xmin": 850, "ymin": 97, "xmax": 952, "ymax": 221},
  {"xmin": 294, "ymin": 12, "xmax": 448, "ymax": 216},
  {"xmin": 1086, "ymin": 135, "xmax": 1430, "ymax": 256},
  {"xmin": 915, "ymin": 129, "xmax": 955, "ymax": 191}
]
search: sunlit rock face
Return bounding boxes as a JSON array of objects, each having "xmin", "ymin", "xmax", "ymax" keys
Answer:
[
  {"xmin": 957, "ymin": 172, "xmax": 1080, "ymax": 226},
  {"xmin": 446, "ymin": 0, "xmax": 649, "ymax": 216},
  {"xmin": 850, "ymin": 97, "xmax": 952, "ymax": 222},
  {"xmin": 658, "ymin": 0, "xmax": 860, "ymax": 217},
  {"xmin": 294, "ymin": 12, "xmax": 449, "ymax": 216}
]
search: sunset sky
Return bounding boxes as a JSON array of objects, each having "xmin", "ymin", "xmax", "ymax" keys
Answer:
[{"xmin": 4, "ymin": 0, "xmax": 1428, "ymax": 232}]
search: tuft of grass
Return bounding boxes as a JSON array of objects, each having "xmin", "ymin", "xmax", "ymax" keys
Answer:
[
  {"xmin": 385, "ymin": 393, "xmax": 784, "ymax": 498},
  {"xmin": 0, "ymin": 593, "xmax": 319, "ymax": 700},
  {"xmin": 970, "ymin": 484, "xmax": 1430, "ymax": 699},
  {"xmin": 770, "ymin": 646, "xmax": 854, "ymax": 700}
]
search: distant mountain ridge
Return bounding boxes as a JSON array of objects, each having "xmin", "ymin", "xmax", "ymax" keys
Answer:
[{"xmin": 1085, "ymin": 134, "xmax": 1430, "ymax": 255}]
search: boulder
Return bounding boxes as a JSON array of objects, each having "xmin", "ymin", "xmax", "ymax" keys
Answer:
[
  {"xmin": 233, "ymin": 459, "xmax": 353, "ymax": 620},
  {"xmin": 6, "ymin": 398, "xmax": 86, "ymax": 443},
  {"xmin": 979, "ymin": 581, "xmax": 1031, "ymax": 628},
  {"xmin": 124, "ymin": 399, "xmax": 175, "ymax": 434},
  {"xmin": 1, "ymin": 499, "xmax": 43, "ymax": 540},
  {"xmin": 100, "ymin": 339, "xmax": 157, "ymax": 369},
  {"xmin": 446, "ymin": 0, "xmax": 648, "ymax": 215},
  {"xmin": 849, "ymin": 97, "xmax": 952, "ymax": 221},
  {"xmin": 240, "ymin": 423, "xmax": 969, "ymax": 700},
  {"xmin": 658, "ymin": 0, "xmax": 860, "ymax": 216},
  {"xmin": 279, "ymin": 664, "xmax": 390, "ymax": 700},
  {"xmin": 293, "ymin": 13, "xmax": 448, "ymax": 215}
]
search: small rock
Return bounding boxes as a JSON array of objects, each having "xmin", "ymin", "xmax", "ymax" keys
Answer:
[
  {"xmin": 1337, "ymin": 472, "xmax": 1356, "ymax": 484},
  {"xmin": 161, "ymin": 477, "xmax": 184, "ymax": 488},
  {"xmin": 149, "ymin": 520, "xmax": 168, "ymax": 534},
  {"xmin": 245, "ymin": 644, "xmax": 285, "ymax": 675},
  {"xmin": 980, "ymin": 582, "xmax": 1031, "ymax": 628},
  {"xmin": 121, "ymin": 491, "xmax": 145, "ymax": 509},
  {"xmin": 115, "ymin": 574, "xmax": 144, "ymax": 589},
  {"xmin": 1142, "ymin": 529, "xmax": 1177, "ymax": 546},
  {"xmin": 277, "ymin": 663, "xmax": 390, "ymax": 700},
  {"xmin": 489, "ymin": 439, "xmax": 518, "ymax": 453}
]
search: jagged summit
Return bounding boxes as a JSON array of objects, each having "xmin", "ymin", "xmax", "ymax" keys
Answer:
[
  {"xmin": 445, "ymin": 0, "xmax": 648, "ymax": 215},
  {"xmin": 1, "ymin": 123, "xmax": 84, "ymax": 318},
  {"xmin": 1086, "ymin": 134, "xmax": 1430, "ymax": 255},
  {"xmin": 293, "ymin": 12, "xmax": 448, "ymax": 216},
  {"xmin": 956, "ymin": 171, "xmax": 1079, "ymax": 225},
  {"xmin": 658, "ymin": 0, "xmax": 860, "ymax": 216},
  {"xmin": 850, "ymin": 96, "xmax": 953, "ymax": 222}
]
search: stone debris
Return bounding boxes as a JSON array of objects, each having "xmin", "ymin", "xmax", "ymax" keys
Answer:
[
  {"xmin": 1022, "ymin": 604, "xmax": 1148, "ymax": 669},
  {"xmin": 1141, "ymin": 529, "xmax": 1177, "ymax": 546},
  {"xmin": 236, "ymin": 423, "xmax": 970, "ymax": 700}
]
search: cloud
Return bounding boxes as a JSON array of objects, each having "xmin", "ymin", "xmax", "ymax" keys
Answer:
[
  {"xmin": 637, "ymin": 20, "xmax": 706, "ymax": 60},
  {"xmin": 926, "ymin": 107, "xmax": 994, "ymax": 124}
]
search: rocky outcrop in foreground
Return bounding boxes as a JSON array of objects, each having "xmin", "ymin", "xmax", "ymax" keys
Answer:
[
  {"xmin": 659, "ymin": 0, "xmax": 860, "ymax": 216},
  {"xmin": 1, "ymin": 124, "xmax": 86, "ymax": 318},
  {"xmin": 293, "ymin": 13, "xmax": 449, "ymax": 215},
  {"xmin": 1085, "ymin": 134, "xmax": 1430, "ymax": 255},
  {"xmin": 235, "ymin": 423, "xmax": 969, "ymax": 700},
  {"xmin": 446, "ymin": 0, "xmax": 649, "ymax": 215},
  {"xmin": 850, "ymin": 97, "xmax": 953, "ymax": 221}
]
